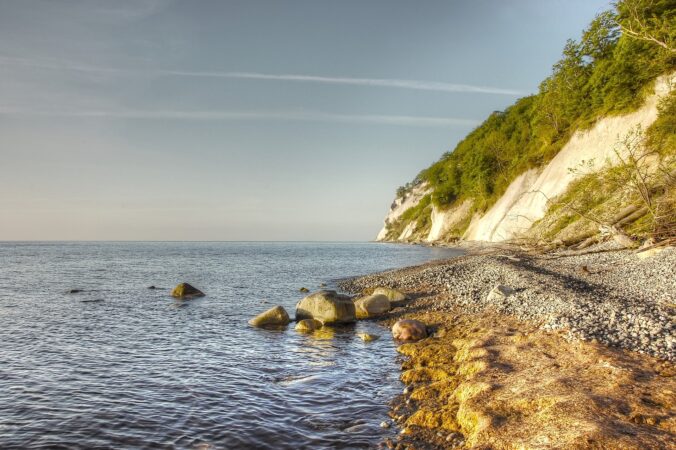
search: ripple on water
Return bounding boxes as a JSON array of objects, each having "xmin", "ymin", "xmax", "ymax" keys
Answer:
[{"xmin": 0, "ymin": 242, "xmax": 462, "ymax": 449}]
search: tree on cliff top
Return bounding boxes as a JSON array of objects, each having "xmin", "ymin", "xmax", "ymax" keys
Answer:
[{"xmin": 415, "ymin": 0, "xmax": 674, "ymax": 217}]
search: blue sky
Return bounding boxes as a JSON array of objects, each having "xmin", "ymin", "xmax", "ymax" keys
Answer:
[{"xmin": 0, "ymin": 0, "xmax": 612, "ymax": 240}]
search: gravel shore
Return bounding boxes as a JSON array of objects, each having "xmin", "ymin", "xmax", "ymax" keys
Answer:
[{"xmin": 340, "ymin": 243, "xmax": 676, "ymax": 361}]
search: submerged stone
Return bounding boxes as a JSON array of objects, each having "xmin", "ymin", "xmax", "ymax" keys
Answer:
[
  {"xmin": 357, "ymin": 332, "xmax": 380, "ymax": 342},
  {"xmin": 295, "ymin": 318, "xmax": 323, "ymax": 332}
]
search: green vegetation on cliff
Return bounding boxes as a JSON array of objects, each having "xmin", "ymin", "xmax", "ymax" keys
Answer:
[{"xmin": 402, "ymin": 0, "xmax": 674, "ymax": 219}]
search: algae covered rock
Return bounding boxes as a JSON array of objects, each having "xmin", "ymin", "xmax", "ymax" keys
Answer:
[
  {"xmin": 295, "ymin": 318, "xmax": 323, "ymax": 332},
  {"xmin": 373, "ymin": 287, "xmax": 407, "ymax": 302},
  {"xmin": 171, "ymin": 282, "xmax": 205, "ymax": 299},
  {"xmin": 392, "ymin": 319, "xmax": 427, "ymax": 341},
  {"xmin": 295, "ymin": 290, "xmax": 356, "ymax": 324},
  {"xmin": 354, "ymin": 294, "xmax": 390, "ymax": 319},
  {"xmin": 249, "ymin": 305, "xmax": 290, "ymax": 327}
]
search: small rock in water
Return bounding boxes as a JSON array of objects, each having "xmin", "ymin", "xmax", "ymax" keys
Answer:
[
  {"xmin": 249, "ymin": 305, "xmax": 291, "ymax": 328},
  {"xmin": 357, "ymin": 332, "xmax": 380, "ymax": 342},
  {"xmin": 69, "ymin": 289, "xmax": 83, "ymax": 294},
  {"xmin": 299, "ymin": 287, "xmax": 310, "ymax": 293},
  {"xmin": 81, "ymin": 299, "xmax": 104, "ymax": 303},
  {"xmin": 380, "ymin": 421, "xmax": 390, "ymax": 429},
  {"xmin": 147, "ymin": 285, "xmax": 157, "ymax": 290},
  {"xmin": 171, "ymin": 282, "xmax": 205, "ymax": 299},
  {"xmin": 295, "ymin": 318, "xmax": 323, "ymax": 332},
  {"xmin": 343, "ymin": 423, "xmax": 370, "ymax": 433}
]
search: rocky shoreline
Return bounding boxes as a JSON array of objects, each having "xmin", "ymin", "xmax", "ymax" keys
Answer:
[{"xmin": 338, "ymin": 242, "xmax": 676, "ymax": 449}]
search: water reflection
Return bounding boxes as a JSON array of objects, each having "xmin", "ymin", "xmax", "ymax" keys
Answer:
[{"xmin": 0, "ymin": 241, "xmax": 462, "ymax": 449}]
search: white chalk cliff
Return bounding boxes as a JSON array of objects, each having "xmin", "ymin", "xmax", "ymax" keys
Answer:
[
  {"xmin": 376, "ymin": 183, "xmax": 430, "ymax": 241},
  {"xmin": 376, "ymin": 74, "xmax": 674, "ymax": 243}
]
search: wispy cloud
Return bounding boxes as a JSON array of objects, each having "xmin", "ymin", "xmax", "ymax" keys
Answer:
[
  {"xmin": 163, "ymin": 71, "xmax": 525, "ymax": 96},
  {"xmin": 0, "ymin": 56, "xmax": 525, "ymax": 96},
  {"xmin": 0, "ymin": 107, "xmax": 480, "ymax": 127}
]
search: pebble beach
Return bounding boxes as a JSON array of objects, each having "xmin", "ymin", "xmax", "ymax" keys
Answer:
[
  {"xmin": 341, "ymin": 242, "xmax": 675, "ymax": 361},
  {"xmin": 339, "ymin": 242, "xmax": 676, "ymax": 449}
]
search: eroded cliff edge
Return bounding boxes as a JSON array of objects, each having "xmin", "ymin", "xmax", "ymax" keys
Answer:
[{"xmin": 377, "ymin": 73, "xmax": 674, "ymax": 245}]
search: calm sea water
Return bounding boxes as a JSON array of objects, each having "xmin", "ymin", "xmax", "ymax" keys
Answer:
[{"xmin": 0, "ymin": 242, "xmax": 461, "ymax": 449}]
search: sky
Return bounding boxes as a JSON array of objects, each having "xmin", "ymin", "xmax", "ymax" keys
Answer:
[{"xmin": 0, "ymin": 0, "xmax": 613, "ymax": 241}]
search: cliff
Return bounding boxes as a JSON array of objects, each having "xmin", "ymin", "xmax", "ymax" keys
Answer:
[
  {"xmin": 377, "ymin": 1, "xmax": 676, "ymax": 245},
  {"xmin": 376, "ymin": 74, "xmax": 674, "ymax": 244}
]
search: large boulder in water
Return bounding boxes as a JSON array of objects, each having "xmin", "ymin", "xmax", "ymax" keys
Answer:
[
  {"xmin": 354, "ymin": 294, "xmax": 390, "ymax": 319},
  {"xmin": 373, "ymin": 287, "xmax": 407, "ymax": 303},
  {"xmin": 295, "ymin": 290, "xmax": 356, "ymax": 324},
  {"xmin": 171, "ymin": 282, "xmax": 205, "ymax": 299},
  {"xmin": 392, "ymin": 319, "xmax": 427, "ymax": 342},
  {"xmin": 249, "ymin": 305, "xmax": 290, "ymax": 327}
]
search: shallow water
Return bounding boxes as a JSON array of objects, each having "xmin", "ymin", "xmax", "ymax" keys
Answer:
[{"xmin": 0, "ymin": 241, "xmax": 461, "ymax": 449}]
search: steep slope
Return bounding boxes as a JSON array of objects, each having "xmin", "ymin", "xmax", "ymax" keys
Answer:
[
  {"xmin": 464, "ymin": 74, "xmax": 673, "ymax": 242},
  {"xmin": 377, "ymin": 74, "xmax": 673, "ymax": 243},
  {"xmin": 376, "ymin": 1, "xmax": 675, "ymax": 244}
]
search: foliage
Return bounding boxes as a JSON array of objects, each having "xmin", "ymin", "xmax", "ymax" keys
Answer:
[
  {"xmin": 607, "ymin": 124, "xmax": 676, "ymax": 237},
  {"xmin": 646, "ymin": 90, "xmax": 676, "ymax": 156},
  {"xmin": 411, "ymin": 0, "xmax": 674, "ymax": 217},
  {"xmin": 540, "ymin": 122, "xmax": 676, "ymax": 241},
  {"xmin": 385, "ymin": 194, "xmax": 433, "ymax": 240}
]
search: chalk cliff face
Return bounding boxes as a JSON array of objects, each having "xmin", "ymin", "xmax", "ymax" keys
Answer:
[
  {"xmin": 426, "ymin": 200, "xmax": 472, "ymax": 242},
  {"xmin": 376, "ymin": 74, "xmax": 674, "ymax": 243},
  {"xmin": 376, "ymin": 183, "xmax": 430, "ymax": 241}
]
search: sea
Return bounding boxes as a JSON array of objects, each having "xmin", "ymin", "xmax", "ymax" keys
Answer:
[{"xmin": 0, "ymin": 241, "xmax": 462, "ymax": 449}]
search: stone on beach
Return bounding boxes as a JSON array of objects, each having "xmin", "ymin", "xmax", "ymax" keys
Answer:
[
  {"xmin": 373, "ymin": 287, "xmax": 407, "ymax": 302},
  {"xmin": 249, "ymin": 305, "xmax": 291, "ymax": 327},
  {"xmin": 392, "ymin": 319, "xmax": 427, "ymax": 341},
  {"xmin": 486, "ymin": 284, "xmax": 515, "ymax": 302},
  {"xmin": 636, "ymin": 246, "xmax": 670, "ymax": 259},
  {"xmin": 295, "ymin": 318, "xmax": 323, "ymax": 332},
  {"xmin": 171, "ymin": 282, "xmax": 205, "ymax": 299},
  {"xmin": 354, "ymin": 293, "xmax": 391, "ymax": 319},
  {"xmin": 295, "ymin": 290, "xmax": 356, "ymax": 324}
]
